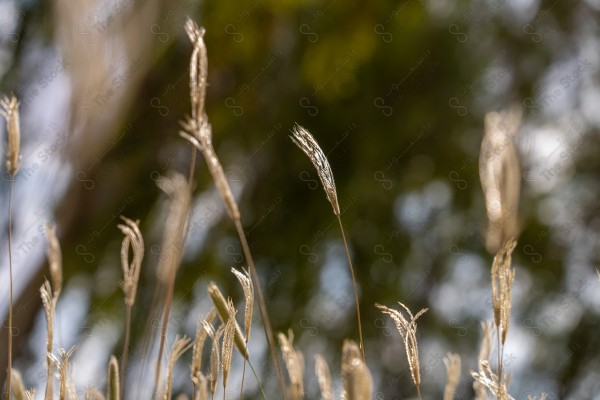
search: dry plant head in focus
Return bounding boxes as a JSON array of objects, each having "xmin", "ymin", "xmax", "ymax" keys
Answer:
[
  {"xmin": 10, "ymin": 369, "xmax": 36, "ymax": 400},
  {"xmin": 278, "ymin": 331, "xmax": 305, "ymax": 400},
  {"xmin": 232, "ymin": 268, "xmax": 254, "ymax": 396},
  {"xmin": 191, "ymin": 309, "xmax": 217, "ymax": 396},
  {"xmin": 341, "ymin": 340, "xmax": 373, "ymax": 400},
  {"xmin": 290, "ymin": 123, "xmax": 365, "ymax": 360},
  {"xmin": 376, "ymin": 302, "xmax": 427, "ymax": 400},
  {"xmin": 479, "ymin": 105, "xmax": 522, "ymax": 254}
]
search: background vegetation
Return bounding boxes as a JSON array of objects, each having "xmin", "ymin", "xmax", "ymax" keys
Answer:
[{"xmin": 1, "ymin": 0, "xmax": 599, "ymax": 398}]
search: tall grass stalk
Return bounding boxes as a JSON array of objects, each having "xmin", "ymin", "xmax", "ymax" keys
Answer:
[
  {"xmin": 1, "ymin": 94, "xmax": 21, "ymax": 399},
  {"xmin": 290, "ymin": 123, "xmax": 365, "ymax": 360},
  {"xmin": 181, "ymin": 18, "xmax": 287, "ymax": 399}
]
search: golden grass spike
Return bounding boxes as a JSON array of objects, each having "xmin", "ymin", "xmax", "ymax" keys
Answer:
[
  {"xmin": 290, "ymin": 123, "xmax": 340, "ymax": 215},
  {"xmin": 376, "ymin": 303, "xmax": 427, "ymax": 399},
  {"xmin": 184, "ymin": 18, "xmax": 208, "ymax": 124},
  {"xmin": 163, "ymin": 336, "xmax": 192, "ymax": 400},
  {"xmin": 118, "ymin": 216, "xmax": 144, "ymax": 307},
  {"xmin": 231, "ymin": 268, "xmax": 254, "ymax": 341},
  {"xmin": 314, "ymin": 355, "xmax": 333, "ymax": 400},
  {"xmin": 341, "ymin": 340, "xmax": 372, "ymax": 400},
  {"xmin": 221, "ymin": 299, "xmax": 237, "ymax": 391},
  {"xmin": 479, "ymin": 105, "xmax": 522, "ymax": 254},
  {"xmin": 44, "ymin": 223, "xmax": 63, "ymax": 294},
  {"xmin": 107, "ymin": 355, "xmax": 120, "ymax": 400},
  {"xmin": 277, "ymin": 330, "xmax": 304, "ymax": 400},
  {"xmin": 208, "ymin": 282, "xmax": 249, "ymax": 359},
  {"xmin": 442, "ymin": 353, "xmax": 461, "ymax": 400},
  {"xmin": 0, "ymin": 94, "xmax": 21, "ymax": 175}
]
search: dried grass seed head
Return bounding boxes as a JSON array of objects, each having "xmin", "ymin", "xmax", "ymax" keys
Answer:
[
  {"xmin": 44, "ymin": 223, "xmax": 63, "ymax": 293},
  {"xmin": 290, "ymin": 123, "xmax": 340, "ymax": 215},
  {"xmin": 491, "ymin": 239, "xmax": 517, "ymax": 344},
  {"xmin": 156, "ymin": 173, "xmax": 191, "ymax": 285},
  {"xmin": 314, "ymin": 355, "xmax": 333, "ymax": 400},
  {"xmin": 278, "ymin": 330, "xmax": 305, "ymax": 399},
  {"xmin": 118, "ymin": 216, "xmax": 144, "ymax": 307},
  {"xmin": 231, "ymin": 267, "xmax": 254, "ymax": 340},
  {"xmin": 471, "ymin": 359, "xmax": 514, "ymax": 400},
  {"xmin": 479, "ymin": 105, "xmax": 522, "ymax": 253},
  {"xmin": 341, "ymin": 339, "xmax": 372, "ymax": 400},
  {"xmin": 208, "ymin": 282, "xmax": 249, "ymax": 358},
  {"xmin": 0, "ymin": 94, "xmax": 21, "ymax": 175},
  {"xmin": 191, "ymin": 308, "xmax": 217, "ymax": 381},
  {"xmin": 184, "ymin": 18, "xmax": 208, "ymax": 124},
  {"xmin": 164, "ymin": 336, "xmax": 192, "ymax": 400},
  {"xmin": 221, "ymin": 299, "xmax": 237, "ymax": 389},
  {"xmin": 443, "ymin": 353, "xmax": 461, "ymax": 400},
  {"xmin": 376, "ymin": 302, "xmax": 427, "ymax": 391}
]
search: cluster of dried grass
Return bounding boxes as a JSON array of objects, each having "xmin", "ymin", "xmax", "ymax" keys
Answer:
[{"xmin": 1, "ymin": 17, "xmax": 552, "ymax": 400}]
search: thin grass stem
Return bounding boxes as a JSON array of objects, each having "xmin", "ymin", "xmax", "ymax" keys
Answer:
[
  {"xmin": 337, "ymin": 215, "xmax": 364, "ymax": 361},
  {"xmin": 7, "ymin": 177, "xmax": 14, "ymax": 400}
]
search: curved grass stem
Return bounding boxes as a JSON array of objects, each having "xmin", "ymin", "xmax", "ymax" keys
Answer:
[{"xmin": 337, "ymin": 215, "xmax": 364, "ymax": 361}]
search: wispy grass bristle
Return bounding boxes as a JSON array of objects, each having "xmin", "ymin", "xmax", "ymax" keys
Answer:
[
  {"xmin": 341, "ymin": 339, "xmax": 372, "ymax": 400},
  {"xmin": 314, "ymin": 355, "xmax": 332, "ymax": 400},
  {"xmin": 443, "ymin": 353, "xmax": 461, "ymax": 400},
  {"xmin": 376, "ymin": 302, "xmax": 427, "ymax": 400},
  {"xmin": 163, "ymin": 336, "xmax": 192, "ymax": 400},
  {"xmin": 277, "ymin": 330, "xmax": 304, "ymax": 400}
]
